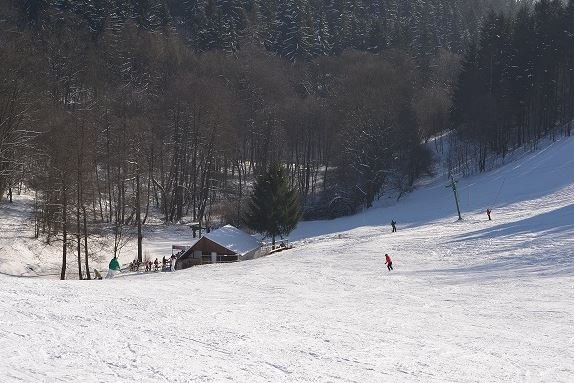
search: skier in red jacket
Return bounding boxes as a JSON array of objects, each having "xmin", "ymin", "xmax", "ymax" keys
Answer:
[{"xmin": 385, "ymin": 254, "xmax": 393, "ymax": 271}]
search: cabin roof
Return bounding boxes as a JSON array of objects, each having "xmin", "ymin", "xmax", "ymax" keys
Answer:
[{"xmin": 202, "ymin": 225, "xmax": 261, "ymax": 256}]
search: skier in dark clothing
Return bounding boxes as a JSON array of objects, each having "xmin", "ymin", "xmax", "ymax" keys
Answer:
[
  {"xmin": 486, "ymin": 208, "xmax": 492, "ymax": 220},
  {"xmin": 385, "ymin": 254, "xmax": 393, "ymax": 271},
  {"xmin": 391, "ymin": 220, "xmax": 397, "ymax": 233}
]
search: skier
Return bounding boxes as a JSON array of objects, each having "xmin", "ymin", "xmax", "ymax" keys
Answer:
[
  {"xmin": 154, "ymin": 258, "xmax": 159, "ymax": 271},
  {"xmin": 486, "ymin": 208, "xmax": 492, "ymax": 221},
  {"xmin": 162, "ymin": 256, "xmax": 167, "ymax": 271},
  {"xmin": 391, "ymin": 220, "xmax": 397, "ymax": 233},
  {"xmin": 93, "ymin": 268, "xmax": 103, "ymax": 280},
  {"xmin": 385, "ymin": 253, "xmax": 393, "ymax": 271},
  {"xmin": 106, "ymin": 256, "xmax": 121, "ymax": 279}
]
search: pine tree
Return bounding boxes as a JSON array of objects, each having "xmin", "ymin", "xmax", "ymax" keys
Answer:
[
  {"xmin": 129, "ymin": 0, "xmax": 170, "ymax": 31},
  {"xmin": 533, "ymin": 0, "xmax": 565, "ymax": 134},
  {"xmin": 456, "ymin": 10, "xmax": 512, "ymax": 158},
  {"xmin": 349, "ymin": 0, "xmax": 367, "ymax": 50},
  {"xmin": 508, "ymin": 4, "xmax": 535, "ymax": 146},
  {"xmin": 366, "ymin": 20, "xmax": 385, "ymax": 53},
  {"xmin": 254, "ymin": 0, "xmax": 277, "ymax": 50},
  {"xmin": 21, "ymin": 0, "xmax": 47, "ymax": 26},
  {"xmin": 244, "ymin": 164, "xmax": 301, "ymax": 248},
  {"xmin": 310, "ymin": 2, "xmax": 332, "ymax": 56},
  {"xmin": 83, "ymin": 0, "xmax": 111, "ymax": 37},
  {"xmin": 410, "ymin": 0, "xmax": 438, "ymax": 82},
  {"xmin": 273, "ymin": 0, "xmax": 313, "ymax": 61},
  {"xmin": 215, "ymin": 0, "xmax": 246, "ymax": 53},
  {"xmin": 183, "ymin": 0, "xmax": 217, "ymax": 51},
  {"xmin": 451, "ymin": 40, "xmax": 482, "ymax": 139},
  {"xmin": 559, "ymin": 0, "xmax": 573, "ymax": 127},
  {"xmin": 324, "ymin": 0, "xmax": 346, "ymax": 54}
]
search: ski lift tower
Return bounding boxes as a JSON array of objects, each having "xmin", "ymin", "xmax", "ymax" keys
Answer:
[{"xmin": 446, "ymin": 176, "xmax": 463, "ymax": 220}]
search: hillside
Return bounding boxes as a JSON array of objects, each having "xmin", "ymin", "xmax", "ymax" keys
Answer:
[{"xmin": 0, "ymin": 136, "xmax": 572, "ymax": 382}]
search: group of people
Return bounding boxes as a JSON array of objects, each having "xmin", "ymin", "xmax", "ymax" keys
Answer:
[
  {"xmin": 129, "ymin": 259, "xmax": 161, "ymax": 272},
  {"xmin": 92, "ymin": 254, "xmax": 179, "ymax": 280},
  {"xmin": 129, "ymin": 255, "xmax": 178, "ymax": 273}
]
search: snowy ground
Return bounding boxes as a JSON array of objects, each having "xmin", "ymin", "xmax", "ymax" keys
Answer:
[{"xmin": 0, "ymin": 137, "xmax": 572, "ymax": 382}]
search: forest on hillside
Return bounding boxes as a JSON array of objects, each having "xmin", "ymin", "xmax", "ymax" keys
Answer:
[{"xmin": 0, "ymin": 0, "xmax": 572, "ymax": 278}]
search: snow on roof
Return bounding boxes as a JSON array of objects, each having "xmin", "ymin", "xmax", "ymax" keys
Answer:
[{"xmin": 204, "ymin": 225, "xmax": 261, "ymax": 256}]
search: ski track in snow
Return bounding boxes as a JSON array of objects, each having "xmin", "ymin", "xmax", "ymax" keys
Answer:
[{"xmin": 0, "ymin": 137, "xmax": 572, "ymax": 382}]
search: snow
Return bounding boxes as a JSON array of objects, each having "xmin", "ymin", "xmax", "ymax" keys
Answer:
[{"xmin": 0, "ymin": 137, "xmax": 572, "ymax": 382}]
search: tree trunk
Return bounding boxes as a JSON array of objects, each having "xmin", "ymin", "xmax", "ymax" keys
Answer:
[
  {"xmin": 34, "ymin": 191, "xmax": 39, "ymax": 238},
  {"xmin": 76, "ymin": 156, "xmax": 83, "ymax": 280},
  {"xmin": 60, "ymin": 178, "xmax": 67, "ymax": 280},
  {"xmin": 76, "ymin": 197, "xmax": 82, "ymax": 280},
  {"xmin": 106, "ymin": 116, "xmax": 113, "ymax": 223},
  {"xmin": 82, "ymin": 206, "xmax": 90, "ymax": 280},
  {"xmin": 95, "ymin": 164, "xmax": 104, "ymax": 222},
  {"xmin": 143, "ymin": 145, "xmax": 153, "ymax": 224},
  {"xmin": 136, "ymin": 170, "xmax": 142, "ymax": 263}
]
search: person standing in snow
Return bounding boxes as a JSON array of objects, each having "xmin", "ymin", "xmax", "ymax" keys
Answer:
[
  {"xmin": 486, "ymin": 208, "xmax": 492, "ymax": 221},
  {"xmin": 170, "ymin": 254, "xmax": 176, "ymax": 272},
  {"xmin": 93, "ymin": 268, "xmax": 103, "ymax": 280},
  {"xmin": 154, "ymin": 258, "xmax": 159, "ymax": 271},
  {"xmin": 385, "ymin": 254, "xmax": 393, "ymax": 271},
  {"xmin": 391, "ymin": 220, "xmax": 397, "ymax": 233},
  {"xmin": 106, "ymin": 256, "xmax": 121, "ymax": 279}
]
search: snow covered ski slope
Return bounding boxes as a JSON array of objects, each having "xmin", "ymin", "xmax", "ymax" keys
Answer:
[{"xmin": 0, "ymin": 137, "xmax": 572, "ymax": 382}]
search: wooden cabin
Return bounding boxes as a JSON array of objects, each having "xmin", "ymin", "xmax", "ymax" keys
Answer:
[{"xmin": 175, "ymin": 225, "xmax": 263, "ymax": 270}]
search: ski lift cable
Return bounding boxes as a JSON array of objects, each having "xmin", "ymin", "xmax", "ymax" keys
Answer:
[{"xmin": 491, "ymin": 177, "xmax": 506, "ymax": 208}]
